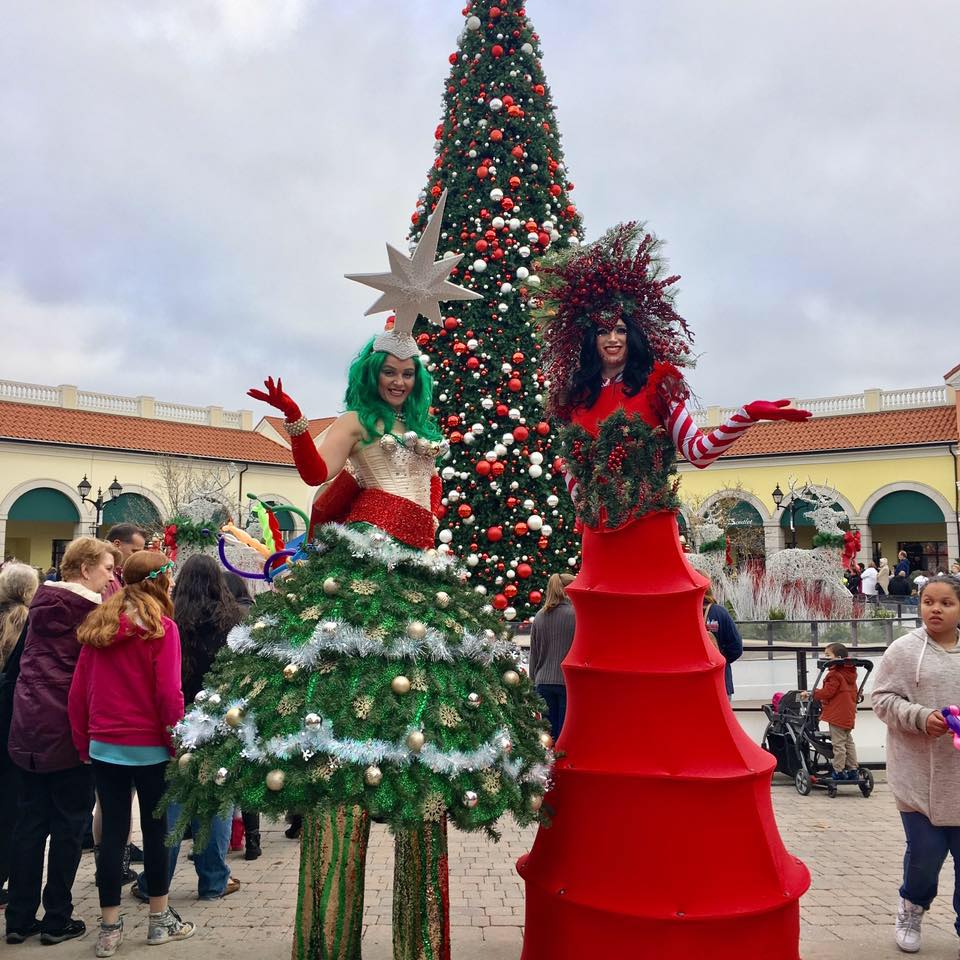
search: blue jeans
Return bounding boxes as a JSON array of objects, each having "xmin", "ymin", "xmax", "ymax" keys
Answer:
[
  {"xmin": 536, "ymin": 684, "xmax": 567, "ymax": 740},
  {"xmin": 900, "ymin": 811, "xmax": 960, "ymax": 933},
  {"xmin": 137, "ymin": 805, "xmax": 230, "ymax": 900}
]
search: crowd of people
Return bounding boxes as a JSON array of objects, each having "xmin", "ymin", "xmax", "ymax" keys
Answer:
[{"xmin": 0, "ymin": 525, "xmax": 263, "ymax": 956}]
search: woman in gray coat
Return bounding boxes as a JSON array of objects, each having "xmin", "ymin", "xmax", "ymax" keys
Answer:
[{"xmin": 528, "ymin": 573, "xmax": 576, "ymax": 740}]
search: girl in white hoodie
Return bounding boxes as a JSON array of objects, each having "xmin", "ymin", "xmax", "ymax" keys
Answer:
[{"xmin": 872, "ymin": 574, "xmax": 960, "ymax": 954}]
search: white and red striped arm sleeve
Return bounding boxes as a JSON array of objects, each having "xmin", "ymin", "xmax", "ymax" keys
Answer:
[
  {"xmin": 666, "ymin": 399, "xmax": 756, "ymax": 469},
  {"xmin": 562, "ymin": 464, "xmax": 580, "ymax": 506}
]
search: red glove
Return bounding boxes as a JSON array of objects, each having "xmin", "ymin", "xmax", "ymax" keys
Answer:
[
  {"xmin": 247, "ymin": 376, "xmax": 303, "ymax": 423},
  {"xmin": 744, "ymin": 399, "xmax": 812, "ymax": 423}
]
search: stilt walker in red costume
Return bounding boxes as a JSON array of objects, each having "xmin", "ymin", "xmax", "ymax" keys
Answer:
[{"xmin": 517, "ymin": 223, "xmax": 813, "ymax": 958}]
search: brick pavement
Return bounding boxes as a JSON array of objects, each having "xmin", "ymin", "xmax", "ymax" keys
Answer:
[{"xmin": 15, "ymin": 775, "xmax": 960, "ymax": 959}]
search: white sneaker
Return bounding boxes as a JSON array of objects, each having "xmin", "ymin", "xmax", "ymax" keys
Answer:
[{"xmin": 895, "ymin": 896, "xmax": 924, "ymax": 952}]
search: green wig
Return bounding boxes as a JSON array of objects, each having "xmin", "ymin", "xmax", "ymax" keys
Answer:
[{"xmin": 344, "ymin": 338, "xmax": 442, "ymax": 444}]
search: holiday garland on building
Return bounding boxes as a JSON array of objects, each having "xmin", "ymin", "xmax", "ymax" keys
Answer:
[{"xmin": 408, "ymin": 0, "xmax": 585, "ymax": 619}]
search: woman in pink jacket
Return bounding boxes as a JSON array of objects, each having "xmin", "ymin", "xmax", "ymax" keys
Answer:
[{"xmin": 69, "ymin": 550, "xmax": 194, "ymax": 957}]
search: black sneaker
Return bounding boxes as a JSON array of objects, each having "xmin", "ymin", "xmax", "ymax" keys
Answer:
[
  {"xmin": 129, "ymin": 881, "xmax": 149, "ymax": 904},
  {"xmin": 5, "ymin": 919, "xmax": 41, "ymax": 944},
  {"xmin": 127, "ymin": 843, "xmax": 144, "ymax": 864},
  {"xmin": 40, "ymin": 918, "xmax": 87, "ymax": 945}
]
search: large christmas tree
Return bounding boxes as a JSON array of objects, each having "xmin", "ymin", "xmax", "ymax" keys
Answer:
[{"xmin": 409, "ymin": 0, "xmax": 585, "ymax": 620}]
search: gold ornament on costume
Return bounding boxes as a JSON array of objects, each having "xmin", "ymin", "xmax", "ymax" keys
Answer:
[
  {"xmin": 422, "ymin": 792, "xmax": 446, "ymax": 822},
  {"xmin": 225, "ymin": 706, "xmax": 245, "ymax": 727},
  {"xmin": 364, "ymin": 765, "xmax": 383, "ymax": 786},
  {"xmin": 278, "ymin": 691, "xmax": 303, "ymax": 716},
  {"xmin": 435, "ymin": 591, "xmax": 451, "ymax": 608},
  {"xmin": 438, "ymin": 703, "xmax": 462, "ymax": 728},
  {"xmin": 502, "ymin": 669, "xmax": 521, "ymax": 687},
  {"xmin": 301, "ymin": 606, "xmax": 322, "ymax": 620},
  {"xmin": 406, "ymin": 620, "xmax": 428, "ymax": 641},
  {"xmin": 350, "ymin": 579, "xmax": 378, "ymax": 596},
  {"xmin": 410, "ymin": 668, "xmax": 428, "ymax": 691},
  {"xmin": 283, "ymin": 663, "xmax": 299, "ymax": 680},
  {"xmin": 265, "ymin": 769, "xmax": 286, "ymax": 791},
  {"xmin": 178, "ymin": 752, "xmax": 194, "ymax": 770},
  {"xmin": 391, "ymin": 675, "xmax": 412, "ymax": 695},
  {"xmin": 402, "ymin": 590, "xmax": 426, "ymax": 604},
  {"xmin": 323, "ymin": 577, "xmax": 340, "ymax": 596},
  {"xmin": 353, "ymin": 695, "xmax": 374, "ymax": 719},
  {"xmin": 406, "ymin": 730, "xmax": 426, "ymax": 752},
  {"xmin": 529, "ymin": 794, "xmax": 544, "ymax": 812},
  {"xmin": 539, "ymin": 731, "xmax": 555, "ymax": 749},
  {"xmin": 480, "ymin": 770, "xmax": 502, "ymax": 795}
]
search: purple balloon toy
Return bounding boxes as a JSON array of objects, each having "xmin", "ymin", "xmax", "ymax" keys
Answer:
[{"xmin": 941, "ymin": 706, "xmax": 960, "ymax": 749}]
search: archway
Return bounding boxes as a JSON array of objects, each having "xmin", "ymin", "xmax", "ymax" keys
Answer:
[
  {"xmin": 4, "ymin": 487, "xmax": 81, "ymax": 569},
  {"xmin": 866, "ymin": 486, "xmax": 951, "ymax": 574},
  {"xmin": 101, "ymin": 492, "xmax": 163, "ymax": 534}
]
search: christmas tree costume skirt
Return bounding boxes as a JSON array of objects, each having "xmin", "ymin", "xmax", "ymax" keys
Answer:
[{"xmin": 517, "ymin": 510, "xmax": 809, "ymax": 959}]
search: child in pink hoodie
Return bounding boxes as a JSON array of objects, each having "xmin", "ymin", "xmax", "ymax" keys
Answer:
[{"xmin": 69, "ymin": 551, "xmax": 193, "ymax": 957}]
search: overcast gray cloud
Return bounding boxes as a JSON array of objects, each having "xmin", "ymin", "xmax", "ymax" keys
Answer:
[{"xmin": 2, "ymin": 0, "xmax": 957, "ymax": 420}]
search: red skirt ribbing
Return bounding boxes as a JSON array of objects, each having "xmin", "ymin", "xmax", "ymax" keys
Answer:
[{"xmin": 517, "ymin": 511, "xmax": 809, "ymax": 959}]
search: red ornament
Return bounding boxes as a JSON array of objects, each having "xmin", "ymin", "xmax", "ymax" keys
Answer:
[
  {"xmin": 534, "ymin": 83, "xmax": 545, "ymax": 95},
  {"xmin": 508, "ymin": 377, "xmax": 522, "ymax": 392},
  {"xmin": 511, "ymin": 145, "xmax": 524, "ymax": 158},
  {"xmin": 501, "ymin": 197, "xmax": 515, "ymax": 212},
  {"xmin": 487, "ymin": 526, "xmax": 504, "ymax": 543},
  {"xmin": 491, "ymin": 462, "xmax": 505, "ymax": 477},
  {"xmin": 538, "ymin": 231, "xmax": 550, "ymax": 247},
  {"xmin": 517, "ymin": 563, "xmax": 533, "ymax": 579},
  {"xmin": 509, "ymin": 175, "xmax": 521, "ymax": 189},
  {"xmin": 492, "ymin": 593, "xmax": 508, "ymax": 610},
  {"xmin": 491, "ymin": 44, "xmax": 504, "ymax": 58},
  {"xmin": 490, "ymin": 5, "xmax": 502, "ymax": 17},
  {"xmin": 449, "ymin": 431, "xmax": 463, "ymax": 444},
  {"xmin": 449, "ymin": 52, "xmax": 458, "ymax": 64},
  {"xmin": 477, "ymin": 166, "xmax": 489, "ymax": 179},
  {"xmin": 502, "ymin": 95, "xmax": 514, "ymax": 106},
  {"xmin": 504, "ymin": 584, "xmax": 518, "ymax": 599},
  {"xmin": 476, "ymin": 460, "xmax": 492, "ymax": 476},
  {"xmin": 514, "ymin": 522, "xmax": 529, "ymax": 537},
  {"xmin": 536, "ymin": 421, "xmax": 550, "ymax": 436},
  {"xmin": 529, "ymin": 589, "xmax": 543, "ymax": 605},
  {"xmin": 458, "ymin": 504, "xmax": 473, "ymax": 518},
  {"xmin": 538, "ymin": 537, "xmax": 549, "ymax": 549},
  {"xmin": 444, "ymin": 316, "xmax": 459, "ymax": 331},
  {"xmin": 466, "ymin": 356, "xmax": 480, "ymax": 370},
  {"xmin": 513, "ymin": 426, "xmax": 529, "ymax": 442},
  {"xmin": 496, "ymin": 403, "xmax": 509, "ymax": 417},
  {"xmin": 490, "ymin": 129, "xmax": 503, "ymax": 142},
  {"xmin": 549, "ymin": 183, "xmax": 562, "ymax": 196},
  {"xmin": 512, "ymin": 351, "xmax": 525, "ymax": 364},
  {"xmin": 475, "ymin": 238, "xmax": 488, "ymax": 252},
  {"xmin": 446, "ymin": 415, "xmax": 460, "ymax": 427}
]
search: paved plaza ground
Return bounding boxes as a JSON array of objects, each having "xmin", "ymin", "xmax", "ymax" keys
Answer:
[{"xmin": 17, "ymin": 776, "xmax": 960, "ymax": 959}]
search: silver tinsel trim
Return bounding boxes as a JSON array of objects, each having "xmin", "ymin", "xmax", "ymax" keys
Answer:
[
  {"xmin": 319, "ymin": 522, "xmax": 459, "ymax": 574},
  {"xmin": 225, "ymin": 617, "xmax": 516, "ymax": 667}
]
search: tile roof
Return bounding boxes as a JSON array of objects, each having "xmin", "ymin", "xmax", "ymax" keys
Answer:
[
  {"xmin": 0, "ymin": 401, "xmax": 296, "ymax": 464},
  {"xmin": 718, "ymin": 405, "xmax": 958, "ymax": 458}
]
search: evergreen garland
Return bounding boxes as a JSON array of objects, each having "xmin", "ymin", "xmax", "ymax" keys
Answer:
[
  {"xmin": 167, "ymin": 515, "xmax": 220, "ymax": 548},
  {"xmin": 559, "ymin": 410, "xmax": 680, "ymax": 529},
  {"xmin": 812, "ymin": 531, "xmax": 845, "ymax": 549}
]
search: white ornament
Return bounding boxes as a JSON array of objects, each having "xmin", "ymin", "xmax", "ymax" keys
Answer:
[
  {"xmin": 528, "ymin": 275, "xmax": 541, "ymax": 287},
  {"xmin": 442, "ymin": 466, "xmax": 456, "ymax": 480},
  {"xmin": 519, "ymin": 246, "xmax": 531, "ymax": 258},
  {"xmin": 508, "ymin": 218, "xmax": 521, "ymax": 231},
  {"xmin": 489, "ymin": 188, "xmax": 504, "ymax": 201},
  {"xmin": 504, "ymin": 607, "xmax": 517, "ymax": 621},
  {"xmin": 438, "ymin": 529, "xmax": 453, "ymax": 544},
  {"xmin": 527, "ymin": 515, "xmax": 543, "ymax": 531},
  {"xmin": 521, "ymin": 42, "xmax": 533, "ymax": 54},
  {"xmin": 516, "ymin": 266, "xmax": 529, "ymax": 280},
  {"xmin": 491, "ymin": 216, "xmax": 505, "ymax": 228},
  {"xmin": 529, "ymin": 465, "xmax": 543, "ymax": 478},
  {"xmin": 529, "ymin": 452, "xmax": 544, "ymax": 465},
  {"xmin": 473, "ymin": 259, "xmax": 487, "ymax": 273},
  {"xmin": 546, "ymin": 494, "xmax": 559, "ymax": 508},
  {"xmin": 489, "ymin": 97, "xmax": 503, "ymax": 111},
  {"xmin": 542, "ymin": 524, "xmax": 553, "ymax": 537},
  {"xmin": 466, "ymin": 554, "xmax": 480, "ymax": 567},
  {"xmin": 500, "ymin": 282, "xmax": 513, "ymax": 294}
]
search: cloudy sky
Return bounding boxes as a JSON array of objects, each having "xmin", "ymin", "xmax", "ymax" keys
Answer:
[{"xmin": 2, "ymin": 0, "xmax": 957, "ymax": 420}]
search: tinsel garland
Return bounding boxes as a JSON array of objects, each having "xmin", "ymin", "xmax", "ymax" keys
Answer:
[
  {"xmin": 162, "ymin": 522, "xmax": 552, "ymax": 836},
  {"xmin": 559, "ymin": 409, "xmax": 680, "ymax": 529}
]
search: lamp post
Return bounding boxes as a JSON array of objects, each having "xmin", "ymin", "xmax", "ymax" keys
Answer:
[
  {"xmin": 78, "ymin": 475, "xmax": 123, "ymax": 535},
  {"xmin": 772, "ymin": 482, "xmax": 800, "ymax": 549}
]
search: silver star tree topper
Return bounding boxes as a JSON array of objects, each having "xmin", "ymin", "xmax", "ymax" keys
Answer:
[{"xmin": 346, "ymin": 189, "xmax": 482, "ymax": 359}]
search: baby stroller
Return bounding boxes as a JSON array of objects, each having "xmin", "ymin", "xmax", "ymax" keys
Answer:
[{"xmin": 761, "ymin": 657, "xmax": 875, "ymax": 799}]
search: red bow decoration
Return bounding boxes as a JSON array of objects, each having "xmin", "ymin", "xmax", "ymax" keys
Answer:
[
  {"xmin": 164, "ymin": 524, "xmax": 178, "ymax": 562},
  {"xmin": 841, "ymin": 529, "xmax": 861, "ymax": 570}
]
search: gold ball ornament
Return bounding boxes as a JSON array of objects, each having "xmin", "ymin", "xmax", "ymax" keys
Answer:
[
  {"xmin": 364, "ymin": 765, "xmax": 383, "ymax": 786},
  {"xmin": 406, "ymin": 620, "xmax": 428, "ymax": 641},
  {"xmin": 225, "ymin": 706, "xmax": 245, "ymax": 727},
  {"xmin": 406, "ymin": 730, "xmax": 426, "ymax": 753},
  {"xmin": 435, "ymin": 591, "xmax": 451, "ymax": 608},
  {"xmin": 502, "ymin": 669, "xmax": 521, "ymax": 687},
  {"xmin": 283, "ymin": 663, "xmax": 299, "ymax": 680},
  {"xmin": 391, "ymin": 675, "xmax": 412, "ymax": 695},
  {"xmin": 539, "ymin": 731, "xmax": 555, "ymax": 750},
  {"xmin": 177, "ymin": 752, "xmax": 194, "ymax": 770},
  {"xmin": 265, "ymin": 769, "xmax": 286, "ymax": 791},
  {"xmin": 529, "ymin": 794, "xmax": 544, "ymax": 812},
  {"xmin": 323, "ymin": 577, "xmax": 340, "ymax": 596}
]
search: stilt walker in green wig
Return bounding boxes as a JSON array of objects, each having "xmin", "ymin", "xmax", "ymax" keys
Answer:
[{"xmin": 161, "ymin": 192, "xmax": 554, "ymax": 960}]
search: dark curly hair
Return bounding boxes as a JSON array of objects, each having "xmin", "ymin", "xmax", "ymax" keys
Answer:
[
  {"xmin": 566, "ymin": 322, "xmax": 654, "ymax": 413},
  {"xmin": 173, "ymin": 554, "xmax": 243, "ymax": 703}
]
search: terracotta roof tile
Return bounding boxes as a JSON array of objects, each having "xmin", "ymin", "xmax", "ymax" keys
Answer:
[
  {"xmin": 718, "ymin": 405, "xmax": 958, "ymax": 458},
  {"xmin": 0, "ymin": 401, "xmax": 296, "ymax": 464}
]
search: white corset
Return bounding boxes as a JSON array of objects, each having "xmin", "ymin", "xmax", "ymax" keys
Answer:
[{"xmin": 347, "ymin": 436, "xmax": 433, "ymax": 511}]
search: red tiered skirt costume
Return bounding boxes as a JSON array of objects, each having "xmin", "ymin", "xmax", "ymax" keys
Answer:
[{"xmin": 517, "ymin": 377, "xmax": 809, "ymax": 958}]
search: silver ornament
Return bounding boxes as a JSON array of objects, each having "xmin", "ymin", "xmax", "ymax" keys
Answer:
[
  {"xmin": 305, "ymin": 713, "xmax": 322, "ymax": 729},
  {"xmin": 463, "ymin": 790, "xmax": 479, "ymax": 808},
  {"xmin": 466, "ymin": 692, "xmax": 483, "ymax": 709},
  {"xmin": 364, "ymin": 765, "xmax": 383, "ymax": 786},
  {"xmin": 321, "ymin": 621, "xmax": 338, "ymax": 637},
  {"xmin": 214, "ymin": 767, "xmax": 229, "ymax": 786},
  {"xmin": 194, "ymin": 690, "xmax": 209, "ymax": 704},
  {"xmin": 208, "ymin": 693, "xmax": 222, "ymax": 707}
]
